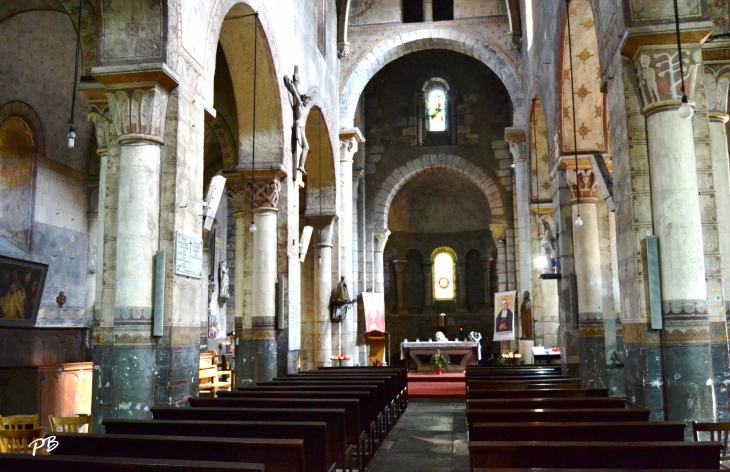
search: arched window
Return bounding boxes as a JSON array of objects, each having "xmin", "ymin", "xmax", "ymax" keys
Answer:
[
  {"xmin": 433, "ymin": 250, "xmax": 455, "ymax": 300},
  {"xmin": 423, "ymin": 78, "xmax": 449, "ymax": 133},
  {"xmin": 0, "ymin": 117, "xmax": 34, "ymax": 250}
]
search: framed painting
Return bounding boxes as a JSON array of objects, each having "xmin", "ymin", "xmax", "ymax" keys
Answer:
[{"xmin": 0, "ymin": 255, "xmax": 47, "ymax": 326}]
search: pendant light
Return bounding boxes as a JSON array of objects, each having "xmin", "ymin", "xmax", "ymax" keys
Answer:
[
  {"xmin": 249, "ymin": 12, "xmax": 260, "ymax": 232},
  {"xmin": 67, "ymin": 0, "xmax": 83, "ymax": 148},
  {"xmin": 673, "ymin": 0, "xmax": 693, "ymax": 120},
  {"xmin": 565, "ymin": 0, "xmax": 583, "ymax": 228},
  {"xmin": 532, "ymin": 99, "xmax": 548, "ymax": 270}
]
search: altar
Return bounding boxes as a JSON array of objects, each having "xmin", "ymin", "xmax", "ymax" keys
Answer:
[{"xmin": 400, "ymin": 341, "xmax": 481, "ymax": 372}]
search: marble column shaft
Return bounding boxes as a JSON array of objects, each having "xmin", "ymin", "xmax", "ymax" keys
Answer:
[
  {"xmin": 456, "ymin": 260, "xmax": 467, "ymax": 312},
  {"xmin": 709, "ymin": 113, "xmax": 730, "ymax": 318},
  {"xmin": 506, "ymin": 129, "xmax": 532, "ymax": 299},
  {"xmin": 393, "ymin": 260, "xmax": 408, "ymax": 314},
  {"xmin": 422, "ymin": 262, "xmax": 434, "ymax": 313},
  {"xmin": 374, "ymin": 230, "xmax": 390, "ymax": 293},
  {"xmin": 422, "ymin": 0, "xmax": 433, "ymax": 21},
  {"xmin": 314, "ymin": 217, "xmax": 337, "ymax": 366}
]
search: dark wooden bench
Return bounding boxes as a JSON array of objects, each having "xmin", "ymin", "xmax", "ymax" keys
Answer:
[
  {"xmin": 465, "ymin": 374, "xmax": 568, "ymax": 381},
  {"xmin": 467, "ymin": 388, "xmax": 608, "ymax": 399},
  {"xmin": 151, "ymin": 406, "xmax": 347, "ymax": 472},
  {"xmin": 469, "ymin": 421, "xmax": 687, "ymax": 442},
  {"xmin": 468, "ymin": 381, "xmax": 581, "ymax": 391},
  {"xmin": 103, "ymin": 419, "xmax": 328, "ymax": 472},
  {"xmin": 467, "ymin": 408, "xmax": 651, "ymax": 428},
  {"xmin": 51, "ymin": 433, "xmax": 302, "ymax": 472},
  {"xmin": 188, "ymin": 397, "xmax": 362, "ymax": 471},
  {"xmin": 0, "ymin": 455, "xmax": 265, "ymax": 471},
  {"xmin": 468, "ymin": 441, "xmax": 721, "ymax": 470},
  {"xmin": 467, "ymin": 397, "xmax": 626, "ymax": 410},
  {"xmin": 473, "ymin": 469, "xmax": 722, "ymax": 471}
]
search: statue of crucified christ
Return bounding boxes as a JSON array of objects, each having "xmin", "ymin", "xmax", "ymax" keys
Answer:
[{"xmin": 284, "ymin": 66, "xmax": 311, "ymax": 176}]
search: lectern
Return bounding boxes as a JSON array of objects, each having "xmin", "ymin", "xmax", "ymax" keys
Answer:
[{"xmin": 365, "ymin": 330, "xmax": 389, "ymax": 365}]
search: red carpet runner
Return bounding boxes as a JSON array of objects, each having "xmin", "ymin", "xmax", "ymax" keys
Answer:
[{"xmin": 407, "ymin": 372, "xmax": 466, "ymax": 398}]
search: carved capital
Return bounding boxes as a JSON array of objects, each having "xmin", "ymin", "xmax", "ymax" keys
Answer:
[
  {"xmin": 393, "ymin": 260, "xmax": 408, "ymax": 274},
  {"xmin": 374, "ymin": 229, "xmax": 391, "ymax": 253},
  {"xmin": 634, "ymin": 45, "xmax": 703, "ymax": 111},
  {"xmin": 226, "ymin": 184, "xmax": 250, "ymax": 215},
  {"xmin": 337, "ymin": 41, "xmax": 350, "ymax": 58},
  {"xmin": 504, "ymin": 127, "xmax": 527, "ymax": 163},
  {"xmin": 88, "ymin": 102, "xmax": 114, "ymax": 154},
  {"xmin": 489, "ymin": 223, "xmax": 506, "ymax": 243},
  {"xmin": 567, "ymin": 169, "xmax": 599, "ymax": 201},
  {"xmin": 226, "ymin": 178, "xmax": 282, "ymax": 213},
  {"xmin": 339, "ymin": 128, "xmax": 364, "ymax": 163},
  {"xmin": 705, "ymin": 64, "xmax": 730, "ymax": 114},
  {"xmin": 106, "ymin": 85, "xmax": 169, "ymax": 144}
]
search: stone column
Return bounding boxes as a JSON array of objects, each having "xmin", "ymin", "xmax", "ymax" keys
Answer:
[
  {"xmin": 373, "ymin": 230, "xmax": 391, "ymax": 293},
  {"xmin": 339, "ymin": 129, "xmax": 363, "ymax": 365},
  {"xmin": 506, "ymin": 128, "xmax": 532, "ymax": 299},
  {"xmin": 490, "ymin": 225, "xmax": 508, "ymax": 292},
  {"xmin": 482, "ymin": 258, "xmax": 493, "ymax": 310},
  {"xmin": 634, "ymin": 44, "xmax": 713, "ymax": 424},
  {"xmin": 226, "ymin": 185, "xmax": 249, "ymax": 384},
  {"xmin": 422, "ymin": 262, "xmax": 434, "ymax": 313},
  {"xmin": 393, "ymin": 260, "xmax": 408, "ymax": 314},
  {"xmin": 568, "ymin": 169, "xmax": 607, "ymax": 389},
  {"xmin": 91, "ymin": 84, "xmax": 170, "ymax": 422},
  {"xmin": 456, "ymin": 260, "xmax": 467, "ymax": 312},
  {"xmin": 422, "ymin": 0, "xmax": 433, "ymax": 21},
  {"xmin": 313, "ymin": 216, "xmax": 337, "ymax": 366},
  {"xmin": 248, "ymin": 179, "xmax": 282, "ymax": 382}
]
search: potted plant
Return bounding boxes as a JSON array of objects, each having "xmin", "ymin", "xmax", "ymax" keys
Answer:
[{"xmin": 429, "ymin": 349, "xmax": 450, "ymax": 375}]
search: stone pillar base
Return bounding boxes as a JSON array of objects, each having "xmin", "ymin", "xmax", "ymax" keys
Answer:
[{"xmin": 518, "ymin": 340, "xmax": 534, "ymax": 364}]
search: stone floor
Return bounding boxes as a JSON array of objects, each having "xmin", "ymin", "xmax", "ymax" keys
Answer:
[{"xmin": 366, "ymin": 398, "xmax": 469, "ymax": 472}]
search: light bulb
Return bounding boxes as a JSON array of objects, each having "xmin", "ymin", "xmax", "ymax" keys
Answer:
[
  {"xmin": 67, "ymin": 125, "xmax": 76, "ymax": 148},
  {"xmin": 575, "ymin": 216, "xmax": 583, "ymax": 227},
  {"xmin": 249, "ymin": 222, "xmax": 257, "ymax": 232},
  {"xmin": 678, "ymin": 96, "xmax": 694, "ymax": 120},
  {"xmin": 318, "ymin": 255, "xmax": 322, "ymax": 265},
  {"xmin": 535, "ymin": 255, "xmax": 548, "ymax": 269}
]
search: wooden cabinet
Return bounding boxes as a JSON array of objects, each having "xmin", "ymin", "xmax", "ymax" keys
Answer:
[{"xmin": 0, "ymin": 362, "xmax": 92, "ymax": 430}]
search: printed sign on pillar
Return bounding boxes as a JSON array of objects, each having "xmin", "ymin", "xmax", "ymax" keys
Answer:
[
  {"xmin": 493, "ymin": 290, "xmax": 516, "ymax": 341},
  {"xmin": 362, "ymin": 292, "xmax": 385, "ymax": 333}
]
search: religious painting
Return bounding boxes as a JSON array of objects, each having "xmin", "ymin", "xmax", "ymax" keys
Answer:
[
  {"xmin": 0, "ymin": 117, "xmax": 35, "ymax": 251},
  {"xmin": 493, "ymin": 290, "xmax": 516, "ymax": 342},
  {"xmin": 0, "ymin": 255, "xmax": 47, "ymax": 326},
  {"xmin": 427, "ymin": 89, "xmax": 447, "ymax": 132},
  {"xmin": 362, "ymin": 292, "xmax": 385, "ymax": 333}
]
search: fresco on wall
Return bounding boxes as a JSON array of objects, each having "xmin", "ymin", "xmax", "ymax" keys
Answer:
[
  {"xmin": 0, "ymin": 117, "xmax": 34, "ymax": 251},
  {"xmin": 0, "ymin": 256, "xmax": 47, "ymax": 326}
]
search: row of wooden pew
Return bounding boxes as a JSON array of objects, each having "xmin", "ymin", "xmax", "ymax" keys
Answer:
[
  {"xmin": 0, "ymin": 366, "xmax": 407, "ymax": 471},
  {"xmin": 465, "ymin": 364, "xmax": 723, "ymax": 471}
]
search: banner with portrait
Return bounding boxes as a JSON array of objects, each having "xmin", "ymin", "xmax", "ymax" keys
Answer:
[
  {"xmin": 493, "ymin": 290, "xmax": 516, "ymax": 341},
  {"xmin": 362, "ymin": 292, "xmax": 385, "ymax": 333}
]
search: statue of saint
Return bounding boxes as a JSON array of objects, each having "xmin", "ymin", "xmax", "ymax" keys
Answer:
[
  {"xmin": 283, "ymin": 66, "xmax": 311, "ymax": 176},
  {"xmin": 219, "ymin": 261, "xmax": 230, "ymax": 301},
  {"xmin": 520, "ymin": 291, "xmax": 532, "ymax": 340}
]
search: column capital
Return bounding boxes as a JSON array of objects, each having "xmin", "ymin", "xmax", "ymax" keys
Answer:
[
  {"xmin": 337, "ymin": 42, "xmax": 350, "ymax": 58},
  {"xmin": 567, "ymin": 169, "xmax": 599, "ymax": 202},
  {"xmin": 505, "ymin": 127, "xmax": 527, "ymax": 163},
  {"xmin": 226, "ymin": 178, "xmax": 283, "ymax": 213},
  {"xmin": 312, "ymin": 215, "xmax": 338, "ymax": 247},
  {"xmin": 374, "ymin": 229, "xmax": 391, "ymax": 253},
  {"xmin": 393, "ymin": 260, "xmax": 408, "ymax": 273},
  {"xmin": 339, "ymin": 128, "xmax": 364, "ymax": 163},
  {"xmin": 226, "ymin": 184, "xmax": 250, "ymax": 215},
  {"xmin": 481, "ymin": 258, "xmax": 493, "ymax": 270},
  {"xmin": 633, "ymin": 44, "xmax": 703, "ymax": 113},
  {"xmin": 705, "ymin": 63, "xmax": 730, "ymax": 115},
  {"xmin": 490, "ymin": 223, "xmax": 506, "ymax": 244},
  {"xmin": 106, "ymin": 85, "xmax": 170, "ymax": 144},
  {"xmin": 88, "ymin": 102, "xmax": 115, "ymax": 155}
]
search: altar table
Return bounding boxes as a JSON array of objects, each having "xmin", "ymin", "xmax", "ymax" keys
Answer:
[{"xmin": 400, "ymin": 341, "xmax": 480, "ymax": 372}]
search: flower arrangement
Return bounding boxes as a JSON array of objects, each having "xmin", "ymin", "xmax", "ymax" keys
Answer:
[
  {"xmin": 429, "ymin": 349, "xmax": 450, "ymax": 371},
  {"xmin": 369, "ymin": 358, "xmax": 383, "ymax": 367},
  {"xmin": 468, "ymin": 331, "xmax": 482, "ymax": 343}
]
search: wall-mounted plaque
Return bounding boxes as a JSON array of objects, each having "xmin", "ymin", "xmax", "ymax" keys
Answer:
[{"xmin": 175, "ymin": 231, "xmax": 203, "ymax": 279}]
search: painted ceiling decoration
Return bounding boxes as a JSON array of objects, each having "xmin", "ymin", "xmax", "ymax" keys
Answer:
[{"xmin": 530, "ymin": 99, "xmax": 551, "ymax": 203}]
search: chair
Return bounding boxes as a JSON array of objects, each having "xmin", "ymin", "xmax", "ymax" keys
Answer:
[
  {"xmin": 0, "ymin": 427, "xmax": 44, "ymax": 454},
  {"xmin": 692, "ymin": 421, "xmax": 730, "ymax": 469},
  {"xmin": 1, "ymin": 415, "xmax": 39, "ymax": 430},
  {"xmin": 48, "ymin": 415, "xmax": 93, "ymax": 433},
  {"xmin": 199, "ymin": 365, "xmax": 232, "ymax": 396}
]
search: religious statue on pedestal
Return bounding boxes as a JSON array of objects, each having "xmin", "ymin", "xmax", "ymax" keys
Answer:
[
  {"xmin": 520, "ymin": 291, "xmax": 532, "ymax": 340},
  {"xmin": 284, "ymin": 66, "xmax": 311, "ymax": 176}
]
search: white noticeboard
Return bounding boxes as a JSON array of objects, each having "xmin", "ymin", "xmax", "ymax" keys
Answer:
[
  {"xmin": 175, "ymin": 231, "xmax": 203, "ymax": 279},
  {"xmin": 288, "ymin": 256, "xmax": 301, "ymax": 350}
]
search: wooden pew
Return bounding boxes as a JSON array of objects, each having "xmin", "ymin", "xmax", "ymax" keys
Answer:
[
  {"xmin": 188, "ymin": 397, "xmax": 362, "ymax": 471},
  {"xmin": 474, "ymin": 469, "xmax": 722, "ymax": 471},
  {"xmin": 314, "ymin": 367, "xmax": 408, "ymax": 414},
  {"xmin": 51, "ymin": 433, "xmax": 303, "ymax": 472},
  {"xmin": 469, "ymin": 421, "xmax": 687, "ymax": 442},
  {"xmin": 151, "ymin": 406, "xmax": 347, "ymax": 472},
  {"xmin": 103, "ymin": 419, "xmax": 328, "ymax": 472},
  {"xmin": 468, "ymin": 378, "xmax": 580, "ymax": 386},
  {"xmin": 466, "ymin": 408, "xmax": 650, "ymax": 429},
  {"xmin": 467, "ymin": 397, "xmax": 626, "ymax": 410},
  {"xmin": 216, "ymin": 390, "xmax": 375, "ymax": 467},
  {"xmin": 468, "ymin": 441, "xmax": 722, "ymax": 470},
  {"xmin": 0, "ymin": 455, "xmax": 265, "ymax": 471},
  {"xmin": 468, "ymin": 381, "xmax": 581, "ymax": 391},
  {"xmin": 465, "ymin": 374, "xmax": 568, "ymax": 381},
  {"xmin": 467, "ymin": 388, "xmax": 608, "ymax": 400}
]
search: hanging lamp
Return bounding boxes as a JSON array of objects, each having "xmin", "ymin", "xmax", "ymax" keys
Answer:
[
  {"xmin": 67, "ymin": 0, "xmax": 83, "ymax": 148},
  {"xmin": 565, "ymin": 0, "xmax": 583, "ymax": 228},
  {"xmin": 673, "ymin": 0, "xmax": 694, "ymax": 119}
]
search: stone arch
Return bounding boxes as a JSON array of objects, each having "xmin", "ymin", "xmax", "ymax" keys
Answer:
[
  {"xmin": 303, "ymin": 106, "xmax": 337, "ymax": 216},
  {"xmin": 340, "ymin": 29, "xmax": 525, "ymax": 128},
  {"xmin": 559, "ymin": 0, "xmax": 607, "ymax": 155},
  {"xmin": 206, "ymin": 1, "xmax": 286, "ymax": 168},
  {"xmin": 372, "ymin": 155, "xmax": 504, "ymax": 232},
  {"xmin": 0, "ymin": 101, "xmax": 46, "ymax": 158}
]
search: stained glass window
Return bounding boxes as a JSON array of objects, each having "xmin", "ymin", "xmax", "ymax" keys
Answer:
[
  {"xmin": 428, "ymin": 90, "xmax": 447, "ymax": 132},
  {"xmin": 434, "ymin": 252, "xmax": 454, "ymax": 300}
]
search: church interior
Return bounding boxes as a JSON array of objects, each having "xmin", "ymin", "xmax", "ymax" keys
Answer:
[{"xmin": 1, "ymin": 0, "xmax": 730, "ymax": 469}]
